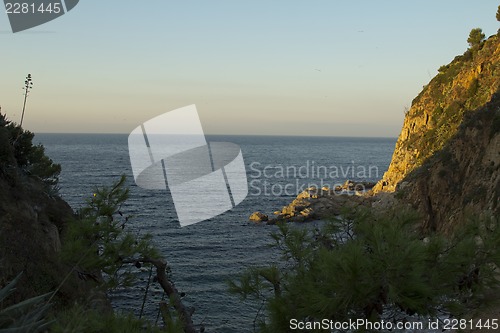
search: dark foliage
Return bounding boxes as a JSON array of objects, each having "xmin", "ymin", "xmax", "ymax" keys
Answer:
[{"xmin": 0, "ymin": 111, "xmax": 60, "ymax": 192}]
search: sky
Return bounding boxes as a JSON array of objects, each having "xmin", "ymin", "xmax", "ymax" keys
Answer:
[{"xmin": 0, "ymin": 1, "xmax": 499, "ymax": 137}]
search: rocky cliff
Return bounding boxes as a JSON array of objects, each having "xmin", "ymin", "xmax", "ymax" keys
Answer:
[
  {"xmin": 373, "ymin": 34, "xmax": 500, "ymax": 193},
  {"xmin": 399, "ymin": 92, "xmax": 499, "ymax": 232},
  {"xmin": 0, "ymin": 170, "xmax": 78, "ymax": 303},
  {"xmin": 260, "ymin": 34, "xmax": 500, "ymax": 231},
  {"xmin": 0, "ymin": 114, "xmax": 88, "ymax": 307},
  {"xmin": 368, "ymin": 34, "xmax": 500, "ymax": 232}
]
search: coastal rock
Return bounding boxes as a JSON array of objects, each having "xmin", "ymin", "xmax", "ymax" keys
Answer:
[
  {"xmin": 267, "ymin": 187, "xmax": 373, "ymax": 224},
  {"xmin": 397, "ymin": 98, "xmax": 500, "ymax": 232},
  {"xmin": 249, "ymin": 211, "xmax": 269, "ymax": 222},
  {"xmin": 41, "ymin": 222, "xmax": 62, "ymax": 254},
  {"xmin": 334, "ymin": 180, "xmax": 376, "ymax": 193},
  {"xmin": 0, "ymin": 175, "xmax": 84, "ymax": 304}
]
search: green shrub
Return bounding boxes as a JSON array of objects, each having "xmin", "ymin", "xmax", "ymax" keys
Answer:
[
  {"xmin": 60, "ymin": 175, "xmax": 159, "ymax": 291},
  {"xmin": 467, "ymin": 78, "xmax": 480, "ymax": 98},
  {"xmin": 57, "ymin": 176, "xmax": 190, "ymax": 332},
  {"xmin": 431, "ymin": 106, "xmax": 444, "ymax": 125},
  {"xmin": 0, "ymin": 111, "xmax": 61, "ymax": 191},
  {"xmin": 468, "ymin": 28, "xmax": 486, "ymax": 50},
  {"xmin": 462, "ymin": 48, "xmax": 473, "ymax": 61},
  {"xmin": 438, "ymin": 65, "xmax": 449, "ymax": 74},
  {"xmin": 230, "ymin": 209, "xmax": 500, "ymax": 332}
]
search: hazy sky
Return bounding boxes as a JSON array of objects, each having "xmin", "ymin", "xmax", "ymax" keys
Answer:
[{"xmin": 1, "ymin": 1, "xmax": 499, "ymax": 136}]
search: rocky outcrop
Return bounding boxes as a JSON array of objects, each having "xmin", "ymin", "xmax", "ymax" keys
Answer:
[
  {"xmin": 0, "ymin": 174, "xmax": 78, "ymax": 304},
  {"xmin": 373, "ymin": 35, "xmax": 500, "ymax": 193},
  {"xmin": 249, "ymin": 180, "xmax": 377, "ymax": 224},
  {"xmin": 249, "ymin": 211, "xmax": 269, "ymax": 222},
  {"xmin": 335, "ymin": 180, "xmax": 376, "ymax": 192},
  {"xmin": 265, "ymin": 187, "xmax": 372, "ymax": 224}
]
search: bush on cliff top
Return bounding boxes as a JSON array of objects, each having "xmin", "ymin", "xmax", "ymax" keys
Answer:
[{"xmin": 0, "ymin": 110, "xmax": 60, "ymax": 191}]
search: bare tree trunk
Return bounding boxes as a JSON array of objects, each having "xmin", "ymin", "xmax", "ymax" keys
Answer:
[{"xmin": 123, "ymin": 257, "xmax": 198, "ymax": 333}]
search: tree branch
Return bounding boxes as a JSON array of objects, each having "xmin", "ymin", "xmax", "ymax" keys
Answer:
[{"xmin": 122, "ymin": 257, "xmax": 197, "ymax": 333}]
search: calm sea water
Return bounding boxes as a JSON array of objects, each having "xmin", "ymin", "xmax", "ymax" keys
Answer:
[{"xmin": 36, "ymin": 134, "xmax": 395, "ymax": 333}]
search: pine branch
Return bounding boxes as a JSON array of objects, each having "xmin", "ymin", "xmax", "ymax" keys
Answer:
[{"xmin": 121, "ymin": 257, "xmax": 197, "ymax": 333}]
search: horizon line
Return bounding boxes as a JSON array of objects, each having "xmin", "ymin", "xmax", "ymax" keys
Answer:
[{"xmin": 34, "ymin": 132, "xmax": 398, "ymax": 140}]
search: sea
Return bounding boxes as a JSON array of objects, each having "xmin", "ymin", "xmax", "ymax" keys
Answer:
[{"xmin": 35, "ymin": 134, "xmax": 396, "ymax": 333}]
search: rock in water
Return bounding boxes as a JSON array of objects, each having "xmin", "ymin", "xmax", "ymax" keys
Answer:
[{"xmin": 249, "ymin": 211, "xmax": 269, "ymax": 222}]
